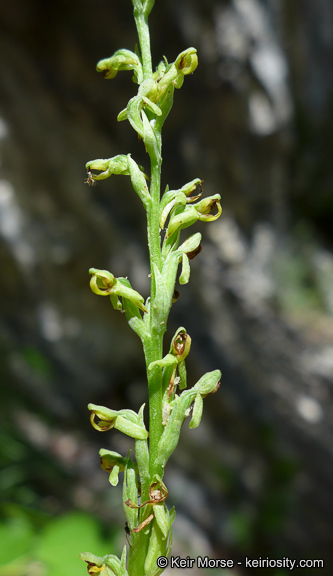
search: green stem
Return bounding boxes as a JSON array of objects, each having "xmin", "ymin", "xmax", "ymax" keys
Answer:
[
  {"xmin": 128, "ymin": 6, "xmax": 165, "ymax": 573},
  {"xmin": 133, "ymin": 1, "xmax": 166, "ymax": 480},
  {"xmin": 146, "ymin": 157, "xmax": 164, "ymax": 478},
  {"xmin": 133, "ymin": 3, "xmax": 153, "ymax": 79}
]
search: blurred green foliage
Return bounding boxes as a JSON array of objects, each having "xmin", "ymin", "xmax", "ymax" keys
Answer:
[{"xmin": 0, "ymin": 510, "xmax": 118, "ymax": 576}]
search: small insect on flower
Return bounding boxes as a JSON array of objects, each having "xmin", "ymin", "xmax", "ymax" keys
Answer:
[
  {"xmin": 125, "ymin": 521, "xmax": 131, "ymax": 546},
  {"xmin": 85, "ymin": 168, "xmax": 97, "ymax": 186}
]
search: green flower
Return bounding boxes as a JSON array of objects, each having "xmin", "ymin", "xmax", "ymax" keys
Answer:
[
  {"xmin": 165, "ymin": 194, "xmax": 222, "ymax": 238},
  {"xmin": 96, "ymin": 49, "xmax": 143, "ymax": 84},
  {"xmin": 85, "ymin": 155, "xmax": 129, "ymax": 182},
  {"xmin": 89, "ymin": 268, "xmax": 148, "ymax": 313},
  {"xmin": 88, "ymin": 403, "xmax": 149, "ymax": 440}
]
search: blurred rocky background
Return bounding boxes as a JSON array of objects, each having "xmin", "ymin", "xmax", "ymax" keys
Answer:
[{"xmin": 1, "ymin": 0, "xmax": 333, "ymax": 575}]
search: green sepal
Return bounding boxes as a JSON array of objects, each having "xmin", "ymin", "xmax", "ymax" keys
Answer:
[
  {"xmin": 115, "ymin": 415, "xmax": 148, "ymax": 440},
  {"xmin": 148, "ymin": 353, "xmax": 176, "ymax": 372},
  {"xmin": 142, "ymin": 96, "xmax": 162, "ymax": 116},
  {"xmin": 179, "ymin": 253, "xmax": 190, "ymax": 285},
  {"xmin": 189, "ymin": 393, "xmax": 203, "ymax": 429},
  {"xmin": 178, "ymin": 360, "xmax": 187, "ymax": 390},
  {"xmin": 118, "ymin": 278, "xmax": 147, "ymax": 340},
  {"xmin": 160, "ymin": 193, "xmax": 186, "ymax": 230},
  {"xmin": 117, "ymin": 108, "xmax": 128, "ymax": 122},
  {"xmin": 177, "ymin": 232, "xmax": 202, "ymax": 255},
  {"xmin": 161, "ymin": 228, "xmax": 181, "ymax": 259},
  {"xmin": 127, "ymin": 94, "xmax": 144, "ymax": 138},
  {"xmin": 114, "ymin": 277, "xmax": 148, "ymax": 313},
  {"xmin": 99, "ymin": 448, "xmax": 136, "ymax": 486},
  {"xmin": 173, "ymin": 74, "xmax": 184, "ymax": 89},
  {"xmin": 88, "ymin": 403, "xmax": 149, "ymax": 440},
  {"xmin": 166, "ymin": 205, "xmax": 198, "ymax": 238},
  {"xmin": 125, "ymin": 78, "xmax": 156, "ymax": 138},
  {"xmin": 110, "ymin": 294, "xmax": 122, "ymax": 311},
  {"xmin": 109, "ymin": 465, "xmax": 120, "ymax": 486},
  {"xmin": 192, "ymin": 369, "xmax": 221, "ymax": 396}
]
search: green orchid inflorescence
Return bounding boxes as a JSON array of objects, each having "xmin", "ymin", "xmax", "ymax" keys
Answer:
[{"xmin": 80, "ymin": 1, "xmax": 222, "ymax": 575}]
